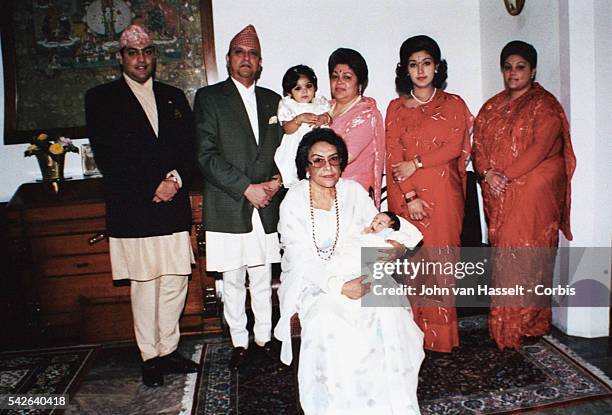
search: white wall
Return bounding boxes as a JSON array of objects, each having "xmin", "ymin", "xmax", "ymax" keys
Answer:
[
  {"xmin": 479, "ymin": 0, "xmax": 560, "ymax": 100},
  {"xmin": 592, "ymin": 0, "xmax": 612, "ymax": 248},
  {"xmin": 553, "ymin": 0, "xmax": 612, "ymax": 337},
  {"xmin": 211, "ymin": 0, "xmax": 483, "ymax": 116}
]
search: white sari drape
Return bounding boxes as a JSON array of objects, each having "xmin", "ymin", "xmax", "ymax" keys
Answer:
[{"xmin": 274, "ymin": 179, "xmax": 424, "ymax": 415}]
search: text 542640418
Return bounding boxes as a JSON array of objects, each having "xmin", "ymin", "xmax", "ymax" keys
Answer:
[{"xmin": 0, "ymin": 394, "xmax": 68, "ymax": 409}]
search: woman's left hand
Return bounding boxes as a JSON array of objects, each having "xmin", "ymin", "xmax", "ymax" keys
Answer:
[
  {"xmin": 485, "ymin": 169, "xmax": 508, "ymax": 197},
  {"xmin": 378, "ymin": 239, "xmax": 408, "ymax": 262},
  {"xmin": 391, "ymin": 161, "xmax": 417, "ymax": 182}
]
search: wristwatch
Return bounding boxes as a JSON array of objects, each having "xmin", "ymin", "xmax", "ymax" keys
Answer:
[{"xmin": 404, "ymin": 191, "xmax": 418, "ymax": 203}]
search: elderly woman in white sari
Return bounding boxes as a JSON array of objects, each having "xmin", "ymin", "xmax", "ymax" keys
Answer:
[{"xmin": 274, "ymin": 128, "xmax": 425, "ymax": 415}]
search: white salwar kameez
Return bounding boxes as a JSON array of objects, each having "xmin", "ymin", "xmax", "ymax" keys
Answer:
[{"xmin": 275, "ymin": 179, "xmax": 424, "ymax": 415}]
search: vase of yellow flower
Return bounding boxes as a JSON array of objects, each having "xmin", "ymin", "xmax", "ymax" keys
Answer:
[
  {"xmin": 35, "ymin": 152, "xmax": 66, "ymax": 180},
  {"xmin": 25, "ymin": 133, "xmax": 79, "ymax": 181}
]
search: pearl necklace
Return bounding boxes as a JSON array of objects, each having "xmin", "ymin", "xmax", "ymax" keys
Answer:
[
  {"xmin": 309, "ymin": 182, "xmax": 340, "ymax": 261},
  {"xmin": 410, "ymin": 88, "xmax": 437, "ymax": 105},
  {"xmin": 331, "ymin": 95, "xmax": 361, "ymax": 120}
]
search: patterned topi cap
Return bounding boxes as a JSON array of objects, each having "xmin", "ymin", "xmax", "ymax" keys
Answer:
[
  {"xmin": 120, "ymin": 24, "xmax": 153, "ymax": 49},
  {"xmin": 229, "ymin": 25, "xmax": 261, "ymax": 53}
]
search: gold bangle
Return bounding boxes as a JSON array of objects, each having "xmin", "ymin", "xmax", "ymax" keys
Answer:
[{"xmin": 414, "ymin": 155, "xmax": 423, "ymax": 169}]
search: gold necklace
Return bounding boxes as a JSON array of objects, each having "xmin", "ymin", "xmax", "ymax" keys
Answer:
[{"xmin": 309, "ymin": 182, "xmax": 340, "ymax": 261}]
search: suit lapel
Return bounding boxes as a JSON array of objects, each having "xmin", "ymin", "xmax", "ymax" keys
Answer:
[
  {"xmin": 154, "ymin": 83, "xmax": 169, "ymax": 141},
  {"xmin": 118, "ymin": 77, "xmax": 158, "ymax": 140},
  {"xmin": 255, "ymin": 88, "xmax": 270, "ymax": 149},
  {"xmin": 222, "ymin": 79, "xmax": 258, "ymax": 147}
]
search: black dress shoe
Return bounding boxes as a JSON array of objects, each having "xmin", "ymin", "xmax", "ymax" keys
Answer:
[
  {"xmin": 142, "ymin": 358, "xmax": 164, "ymax": 387},
  {"xmin": 229, "ymin": 347, "xmax": 247, "ymax": 371},
  {"xmin": 161, "ymin": 351, "xmax": 199, "ymax": 374}
]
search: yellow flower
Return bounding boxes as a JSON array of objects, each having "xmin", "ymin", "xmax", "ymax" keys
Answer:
[
  {"xmin": 37, "ymin": 133, "xmax": 49, "ymax": 141},
  {"xmin": 49, "ymin": 143, "xmax": 64, "ymax": 155}
]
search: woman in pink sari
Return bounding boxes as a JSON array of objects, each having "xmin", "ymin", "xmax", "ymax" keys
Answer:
[{"xmin": 328, "ymin": 48, "xmax": 385, "ymax": 209}]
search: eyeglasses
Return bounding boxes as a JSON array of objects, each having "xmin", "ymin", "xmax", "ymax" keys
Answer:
[{"xmin": 308, "ymin": 155, "xmax": 342, "ymax": 168}]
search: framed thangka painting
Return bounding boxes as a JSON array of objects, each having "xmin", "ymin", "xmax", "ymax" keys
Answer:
[{"xmin": 2, "ymin": 0, "xmax": 217, "ymax": 144}]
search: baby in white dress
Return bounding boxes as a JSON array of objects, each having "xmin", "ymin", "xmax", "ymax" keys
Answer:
[{"xmin": 275, "ymin": 65, "xmax": 331, "ymax": 187}]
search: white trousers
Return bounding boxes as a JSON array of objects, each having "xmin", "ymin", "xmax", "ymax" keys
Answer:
[
  {"xmin": 130, "ymin": 274, "xmax": 189, "ymax": 361},
  {"xmin": 223, "ymin": 264, "xmax": 272, "ymax": 348}
]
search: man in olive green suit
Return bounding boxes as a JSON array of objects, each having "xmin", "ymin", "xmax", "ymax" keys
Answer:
[{"xmin": 194, "ymin": 25, "xmax": 283, "ymax": 370}]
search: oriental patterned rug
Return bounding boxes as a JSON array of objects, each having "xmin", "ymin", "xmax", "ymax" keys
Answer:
[
  {"xmin": 0, "ymin": 345, "xmax": 97, "ymax": 415},
  {"xmin": 418, "ymin": 315, "xmax": 612, "ymax": 414},
  {"xmin": 193, "ymin": 316, "xmax": 612, "ymax": 415},
  {"xmin": 192, "ymin": 339, "xmax": 299, "ymax": 414}
]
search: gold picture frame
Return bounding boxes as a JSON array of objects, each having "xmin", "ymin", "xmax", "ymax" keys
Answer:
[{"xmin": 2, "ymin": 0, "xmax": 217, "ymax": 144}]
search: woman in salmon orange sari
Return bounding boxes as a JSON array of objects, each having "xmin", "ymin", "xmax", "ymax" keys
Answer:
[
  {"xmin": 473, "ymin": 41, "xmax": 576, "ymax": 350},
  {"xmin": 386, "ymin": 35, "xmax": 472, "ymax": 353}
]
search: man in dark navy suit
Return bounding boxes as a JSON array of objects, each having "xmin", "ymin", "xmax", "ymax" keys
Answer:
[{"xmin": 85, "ymin": 24, "xmax": 198, "ymax": 387}]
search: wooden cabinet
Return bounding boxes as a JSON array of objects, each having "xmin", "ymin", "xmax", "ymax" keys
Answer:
[{"xmin": 6, "ymin": 178, "xmax": 222, "ymax": 345}]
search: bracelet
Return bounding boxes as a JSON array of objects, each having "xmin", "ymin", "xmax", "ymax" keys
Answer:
[
  {"xmin": 413, "ymin": 155, "xmax": 423, "ymax": 169},
  {"xmin": 294, "ymin": 117, "xmax": 301, "ymax": 126}
]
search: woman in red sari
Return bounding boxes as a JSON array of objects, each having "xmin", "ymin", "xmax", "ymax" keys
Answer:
[
  {"xmin": 386, "ymin": 35, "xmax": 471, "ymax": 352},
  {"xmin": 328, "ymin": 48, "xmax": 385, "ymax": 209},
  {"xmin": 473, "ymin": 41, "xmax": 576, "ymax": 350}
]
